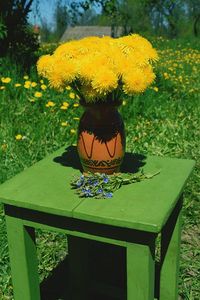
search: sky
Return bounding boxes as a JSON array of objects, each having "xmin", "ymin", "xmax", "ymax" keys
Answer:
[
  {"xmin": 28, "ymin": 0, "xmax": 56, "ymax": 27},
  {"xmin": 28, "ymin": 0, "xmax": 101, "ymax": 27}
]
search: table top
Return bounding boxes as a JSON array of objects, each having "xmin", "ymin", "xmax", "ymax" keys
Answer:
[{"xmin": 0, "ymin": 146, "xmax": 195, "ymax": 233}]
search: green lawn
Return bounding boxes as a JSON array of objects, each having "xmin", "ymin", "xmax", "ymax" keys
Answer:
[{"xmin": 0, "ymin": 37, "xmax": 200, "ymax": 299}]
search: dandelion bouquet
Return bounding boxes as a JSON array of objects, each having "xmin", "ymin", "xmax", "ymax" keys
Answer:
[{"xmin": 37, "ymin": 34, "xmax": 158, "ymax": 104}]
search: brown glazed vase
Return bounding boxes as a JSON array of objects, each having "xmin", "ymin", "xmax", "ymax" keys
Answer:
[{"xmin": 77, "ymin": 102, "xmax": 125, "ymax": 174}]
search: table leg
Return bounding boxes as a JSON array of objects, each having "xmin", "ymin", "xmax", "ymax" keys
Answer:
[
  {"xmin": 127, "ymin": 241, "xmax": 155, "ymax": 300},
  {"xmin": 67, "ymin": 235, "xmax": 89, "ymax": 300},
  {"xmin": 160, "ymin": 210, "xmax": 182, "ymax": 300},
  {"xmin": 5, "ymin": 214, "xmax": 40, "ymax": 300}
]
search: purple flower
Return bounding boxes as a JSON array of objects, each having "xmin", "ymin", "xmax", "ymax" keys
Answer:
[
  {"xmin": 105, "ymin": 192, "xmax": 113, "ymax": 198},
  {"xmin": 93, "ymin": 180, "xmax": 99, "ymax": 186},
  {"xmin": 97, "ymin": 188, "xmax": 103, "ymax": 194},
  {"xmin": 103, "ymin": 177, "xmax": 109, "ymax": 184}
]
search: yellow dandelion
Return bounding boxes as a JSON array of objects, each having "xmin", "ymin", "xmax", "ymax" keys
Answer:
[
  {"xmin": 69, "ymin": 92, "xmax": 75, "ymax": 99},
  {"xmin": 123, "ymin": 69, "xmax": 148, "ymax": 94},
  {"xmin": 91, "ymin": 68, "xmax": 118, "ymax": 95},
  {"xmin": 41, "ymin": 84, "xmax": 47, "ymax": 90},
  {"xmin": 70, "ymin": 129, "xmax": 76, "ymax": 134},
  {"xmin": 34, "ymin": 92, "xmax": 42, "ymax": 98},
  {"xmin": 15, "ymin": 83, "xmax": 21, "ymax": 87},
  {"xmin": 73, "ymin": 103, "xmax": 79, "ymax": 107},
  {"xmin": 153, "ymin": 87, "xmax": 159, "ymax": 92},
  {"xmin": 31, "ymin": 82, "xmax": 37, "ymax": 87},
  {"xmin": 23, "ymin": 75, "xmax": 29, "ymax": 80},
  {"xmin": 46, "ymin": 101, "xmax": 55, "ymax": 107},
  {"xmin": 1, "ymin": 143, "xmax": 7, "ymax": 151},
  {"xmin": 66, "ymin": 85, "xmax": 71, "ymax": 90},
  {"xmin": 61, "ymin": 105, "xmax": 68, "ymax": 110},
  {"xmin": 0, "ymin": 86, "xmax": 5, "ymax": 90},
  {"xmin": 15, "ymin": 134, "xmax": 23, "ymax": 140},
  {"xmin": 61, "ymin": 121, "xmax": 68, "ymax": 126},
  {"xmin": 40, "ymin": 79, "xmax": 44, "ymax": 84},
  {"xmin": 63, "ymin": 102, "xmax": 69, "ymax": 107},
  {"xmin": 37, "ymin": 55, "xmax": 54, "ymax": 77},
  {"xmin": 1, "ymin": 77, "xmax": 11, "ymax": 83}
]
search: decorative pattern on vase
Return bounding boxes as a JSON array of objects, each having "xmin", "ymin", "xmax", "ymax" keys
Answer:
[{"xmin": 77, "ymin": 104, "xmax": 125, "ymax": 174}]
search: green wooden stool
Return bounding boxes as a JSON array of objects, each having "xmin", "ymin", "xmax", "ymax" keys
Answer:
[{"xmin": 0, "ymin": 146, "xmax": 194, "ymax": 300}]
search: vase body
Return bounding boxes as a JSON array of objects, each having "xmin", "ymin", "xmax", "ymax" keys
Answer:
[{"xmin": 77, "ymin": 103, "xmax": 125, "ymax": 174}]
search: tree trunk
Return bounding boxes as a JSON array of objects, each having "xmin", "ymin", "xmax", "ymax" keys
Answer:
[{"xmin": 194, "ymin": 14, "xmax": 200, "ymax": 36}]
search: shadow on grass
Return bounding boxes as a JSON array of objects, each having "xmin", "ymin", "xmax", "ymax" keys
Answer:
[{"xmin": 53, "ymin": 145, "xmax": 146, "ymax": 174}]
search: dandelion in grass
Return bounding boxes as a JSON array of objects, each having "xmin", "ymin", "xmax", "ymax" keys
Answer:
[
  {"xmin": 15, "ymin": 83, "xmax": 21, "ymax": 87},
  {"xmin": 61, "ymin": 121, "xmax": 68, "ymax": 127},
  {"xmin": 15, "ymin": 134, "xmax": 23, "ymax": 141},
  {"xmin": 34, "ymin": 92, "xmax": 42, "ymax": 98},
  {"xmin": 41, "ymin": 84, "xmax": 47, "ymax": 90},
  {"xmin": 73, "ymin": 103, "xmax": 79, "ymax": 107},
  {"xmin": 46, "ymin": 101, "xmax": 55, "ymax": 107},
  {"xmin": 69, "ymin": 92, "xmax": 75, "ymax": 99},
  {"xmin": 23, "ymin": 75, "xmax": 29, "ymax": 80},
  {"xmin": 31, "ymin": 82, "xmax": 37, "ymax": 87},
  {"xmin": 70, "ymin": 129, "xmax": 76, "ymax": 134},
  {"xmin": 1, "ymin": 77, "xmax": 11, "ymax": 83},
  {"xmin": 66, "ymin": 85, "xmax": 71, "ymax": 90},
  {"xmin": 0, "ymin": 86, "xmax": 5, "ymax": 90}
]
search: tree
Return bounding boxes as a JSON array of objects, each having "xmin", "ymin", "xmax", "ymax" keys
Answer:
[
  {"xmin": 54, "ymin": 0, "xmax": 70, "ymax": 41},
  {"xmin": 0, "ymin": 0, "xmax": 39, "ymax": 67}
]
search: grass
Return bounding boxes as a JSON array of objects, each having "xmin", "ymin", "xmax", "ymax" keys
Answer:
[{"xmin": 0, "ymin": 37, "xmax": 200, "ymax": 299}]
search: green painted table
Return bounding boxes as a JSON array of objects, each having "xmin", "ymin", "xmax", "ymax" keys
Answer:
[{"xmin": 0, "ymin": 146, "xmax": 195, "ymax": 300}]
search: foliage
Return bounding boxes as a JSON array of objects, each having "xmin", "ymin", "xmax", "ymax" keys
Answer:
[
  {"xmin": 37, "ymin": 35, "xmax": 158, "ymax": 103},
  {"xmin": 0, "ymin": 0, "xmax": 39, "ymax": 68},
  {"xmin": 0, "ymin": 37, "xmax": 199, "ymax": 299},
  {"xmin": 71, "ymin": 170, "xmax": 160, "ymax": 198}
]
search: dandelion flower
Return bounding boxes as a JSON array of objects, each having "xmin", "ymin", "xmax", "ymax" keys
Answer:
[
  {"xmin": 34, "ymin": 92, "xmax": 42, "ymax": 98},
  {"xmin": 61, "ymin": 121, "xmax": 68, "ymax": 126},
  {"xmin": 123, "ymin": 69, "xmax": 148, "ymax": 94},
  {"xmin": 41, "ymin": 84, "xmax": 47, "ymax": 90},
  {"xmin": 15, "ymin": 134, "xmax": 23, "ymax": 140},
  {"xmin": 15, "ymin": 83, "xmax": 21, "ymax": 87},
  {"xmin": 69, "ymin": 92, "xmax": 75, "ymax": 99},
  {"xmin": 73, "ymin": 103, "xmax": 79, "ymax": 107},
  {"xmin": 31, "ymin": 82, "xmax": 37, "ymax": 87},
  {"xmin": 70, "ymin": 129, "xmax": 76, "ymax": 134},
  {"xmin": 91, "ymin": 68, "xmax": 118, "ymax": 95},
  {"xmin": 46, "ymin": 101, "xmax": 55, "ymax": 107},
  {"xmin": 1, "ymin": 77, "xmax": 11, "ymax": 83},
  {"xmin": 23, "ymin": 75, "xmax": 29, "ymax": 80}
]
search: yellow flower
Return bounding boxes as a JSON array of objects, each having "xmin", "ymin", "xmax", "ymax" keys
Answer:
[
  {"xmin": 34, "ymin": 92, "xmax": 42, "ymax": 98},
  {"xmin": 66, "ymin": 85, "xmax": 71, "ymax": 90},
  {"xmin": 123, "ymin": 68, "xmax": 148, "ymax": 94},
  {"xmin": 15, "ymin": 83, "xmax": 21, "ymax": 87},
  {"xmin": 24, "ymin": 80, "xmax": 31, "ymax": 89},
  {"xmin": 122, "ymin": 100, "xmax": 127, "ymax": 106},
  {"xmin": 31, "ymin": 82, "xmax": 37, "ymax": 87},
  {"xmin": 70, "ymin": 129, "xmax": 76, "ymax": 134},
  {"xmin": 23, "ymin": 75, "xmax": 29, "ymax": 80},
  {"xmin": 15, "ymin": 134, "xmax": 23, "ymax": 140},
  {"xmin": 73, "ymin": 117, "xmax": 80, "ymax": 120},
  {"xmin": 41, "ymin": 84, "xmax": 47, "ymax": 90},
  {"xmin": 73, "ymin": 103, "xmax": 79, "ymax": 107},
  {"xmin": 61, "ymin": 105, "xmax": 68, "ymax": 110},
  {"xmin": 46, "ymin": 101, "xmax": 55, "ymax": 107},
  {"xmin": 61, "ymin": 121, "xmax": 68, "ymax": 126},
  {"xmin": 1, "ymin": 143, "xmax": 7, "ymax": 151},
  {"xmin": 153, "ymin": 87, "xmax": 159, "ymax": 92},
  {"xmin": 91, "ymin": 68, "xmax": 118, "ymax": 95},
  {"xmin": 1, "ymin": 77, "xmax": 11, "ymax": 83},
  {"xmin": 40, "ymin": 79, "xmax": 44, "ymax": 84},
  {"xmin": 0, "ymin": 86, "xmax": 5, "ymax": 90},
  {"xmin": 69, "ymin": 92, "xmax": 75, "ymax": 99}
]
